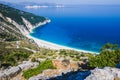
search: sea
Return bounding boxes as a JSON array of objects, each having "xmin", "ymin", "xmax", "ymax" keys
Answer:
[
  {"xmin": 23, "ymin": 5, "xmax": 120, "ymax": 53},
  {"xmin": 16, "ymin": 5, "xmax": 120, "ymax": 79}
]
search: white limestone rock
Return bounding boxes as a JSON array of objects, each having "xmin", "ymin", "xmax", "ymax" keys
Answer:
[
  {"xmin": 18, "ymin": 61, "xmax": 39, "ymax": 71},
  {"xmin": 0, "ymin": 72, "xmax": 5, "ymax": 80},
  {"xmin": 103, "ymin": 67, "xmax": 120, "ymax": 78},
  {"xmin": 85, "ymin": 67, "xmax": 114, "ymax": 80},
  {"xmin": 29, "ymin": 74, "xmax": 46, "ymax": 80},
  {"xmin": 33, "ymin": 62, "xmax": 39, "ymax": 68},
  {"xmin": 4, "ymin": 66, "xmax": 21, "ymax": 77}
]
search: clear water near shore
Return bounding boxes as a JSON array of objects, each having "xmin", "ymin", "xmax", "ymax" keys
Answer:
[{"xmin": 24, "ymin": 5, "xmax": 120, "ymax": 53}]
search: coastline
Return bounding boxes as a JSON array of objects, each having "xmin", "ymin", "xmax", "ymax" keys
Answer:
[
  {"xmin": 27, "ymin": 19, "xmax": 98, "ymax": 54},
  {"xmin": 27, "ymin": 35, "xmax": 98, "ymax": 54}
]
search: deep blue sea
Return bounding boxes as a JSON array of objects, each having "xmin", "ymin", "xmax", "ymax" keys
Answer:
[{"xmin": 24, "ymin": 5, "xmax": 120, "ymax": 53}]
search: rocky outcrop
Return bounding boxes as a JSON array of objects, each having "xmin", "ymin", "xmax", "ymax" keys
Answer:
[
  {"xmin": 85, "ymin": 67, "xmax": 120, "ymax": 80},
  {"xmin": 29, "ymin": 69, "xmax": 91, "ymax": 80},
  {"xmin": 29, "ymin": 69, "xmax": 72, "ymax": 80},
  {"xmin": 52, "ymin": 59, "xmax": 79, "ymax": 71},
  {"xmin": 0, "ymin": 61, "xmax": 39, "ymax": 80},
  {"xmin": 0, "ymin": 72, "xmax": 6, "ymax": 80},
  {"xmin": 29, "ymin": 60, "xmax": 81, "ymax": 80},
  {"xmin": 18, "ymin": 61, "xmax": 39, "ymax": 71},
  {"xmin": 4, "ymin": 66, "xmax": 21, "ymax": 78}
]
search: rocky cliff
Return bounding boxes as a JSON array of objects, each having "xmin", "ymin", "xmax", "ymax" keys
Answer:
[
  {"xmin": 85, "ymin": 67, "xmax": 120, "ymax": 80},
  {"xmin": 0, "ymin": 3, "xmax": 50, "ymax": 41}
]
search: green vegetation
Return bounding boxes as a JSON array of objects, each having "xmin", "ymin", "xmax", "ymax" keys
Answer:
[
  {"xmin": 0, "ymin": 16, "xmax": 24, "ymax": 41},
  {"xmin": 59, "ymin": 49, "xmax": 91, "ymax": 61},
  {"xmin": 29, "ymin": 48, "xmax": 57, "ymax": 60},
  {"xmin": 0, "ymin": 48, "xmax": 32, "ymax": 67},
  {"xmin": 19, "ymin": 40, "xmax": 39, "ymax": 51},
  {"xmin": 89, "ymin": 43, "xmax": 120, "ymax": 68},
  {"xmin": 0, "ymin": 4, "xmax": 46, "ymax": 25},
  {"xmin": 0, "ymin": 42, "xmax": 33, "ymax": 67},
  {"xmin": 0, "ymin": 3, "xmax": 47, "ymax": 41},
  {"xmin": 30, "ymin": 48, "xmax": 92, "ymax": 62},
  {"xmin": 23, "ymin": 49, "xmax": 93, "ymax": 79},
  {"xmin": 22, "ymin": 60, "xmax": 55, "ymax": 79},
  {"xmin": 0, "ymin": 31, "xmax": 19, "ymax": 41}
]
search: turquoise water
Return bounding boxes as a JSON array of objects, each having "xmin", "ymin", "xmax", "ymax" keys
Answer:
[{"xmin": 25, "ymin": 5, "xmax": 120, "ymax": 53}]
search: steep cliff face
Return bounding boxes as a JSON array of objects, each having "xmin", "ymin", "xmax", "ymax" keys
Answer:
[{"xmin": 0, "ymin": 3, "xmax": 50, "ymax": 41}]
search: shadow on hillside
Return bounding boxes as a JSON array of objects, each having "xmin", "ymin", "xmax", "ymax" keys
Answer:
[{"xmin": 48, "ymin": 70, "xmax": 91, "ymax": 80}]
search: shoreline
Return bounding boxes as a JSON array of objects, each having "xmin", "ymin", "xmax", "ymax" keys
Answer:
[
  {"xmin": 27, "ymin": 19, "xmax": 98, "ymax": 54},
  {"xmin": 27, "ymin": 35, "xmax": 98, "ymax": 54}
]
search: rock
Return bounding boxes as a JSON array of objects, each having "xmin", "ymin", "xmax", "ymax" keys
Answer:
[
  {"xmin": 103, "ymin": 67, "xmax": 120, "ymax": 78},
  {"xmin": 0, "ymin": 68, "xmax": 18, "ymax": 80},
  {"xmin": 29, "ymin": 74, "xmax": 46, "ymax": 80},
  {"xmin": 18, "ymin": 61, "xmax": 39, "ymax": 71},
  {"xmin": 0, "ymin": 61, "xmax": 39, "ymax": 80},
  {"xmin": 85, "ymin": 67, "xmax": 120, "ymax": 80},
  {"xmin": 33, "ymin": 62, "xmax": 39, "ymax": 68},
  {"xmin": 37, "ymin": 58, "xmax": 46, "ymax": 62},
  {"xmin": 78, "ymin": 61, "xmax": 84, "ymax": 65},
  {"xmin": 4, "ymin": 66, "xmax": 21, "ymax": 78},
  {"xmin": 116, "ymin": 71, "xmax": 120, "ymax": 78},
  {"xmin": 52, "ymin": 60, "xmax": 79, "ymax": 71},
  {"xmin": 80, "ymin": 57, "xmax": 88, "ymax": 60},
  {"xmin": 29, "ymin": 69, "xmax": 72, "ymax": 80},
  {"xmin": 111, "ymin": 68, "xmax": 120, "ymax": 78},
  {"xmin": 85, "ymin": 67, "xmax": 114, "ymax": 80},
  {"xmin": 69, "ymin": 61, "xmax": 79, "ymax": 71},
  {"xmin": 0, "ymin": 72, "xmax": 6, "ymax": 80},
  {"xmin": 11, "ymin": 73, "xmax": 26, "ymax": 80},
  {"xmin": 52, "ymin": 60, "xmax": 67, "ymax": 70},
  {"xmin": 42, "ymin": 69, "xmax": 62, "ymax": 78},
  {"xmin": 29, "ymin": 60, "xmax": 80, "ymax": 80}
]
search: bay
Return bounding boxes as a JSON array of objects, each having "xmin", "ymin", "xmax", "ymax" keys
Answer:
[{"xmin": 23, "ymin": 5, "xmax": 120, "ymax": 53}]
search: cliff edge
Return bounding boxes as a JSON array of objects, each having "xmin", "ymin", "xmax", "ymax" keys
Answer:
[{"xmin": 0, "ymin": 3, "xmax": 50, "ymax": 41}]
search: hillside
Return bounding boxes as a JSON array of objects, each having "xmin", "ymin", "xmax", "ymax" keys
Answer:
[
  {"xmin": 0, "ymin": 3, "xmax": 50, "ymax": 69},
  {"xmin": 0, "ymin": 3, "xmax": 49, "ymax": 41},
  {"xmin": 0, "ymin": 3, "xmax": 120, "ymax": 80}
]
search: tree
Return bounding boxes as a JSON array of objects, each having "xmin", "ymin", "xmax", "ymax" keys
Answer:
[
  {"xmin": 101, "ymin": 43, "xmax": 118, "ymax": 51},
  {"xmin": 89, "ymin": 43, "xmax": 120, "ymax": 68}
]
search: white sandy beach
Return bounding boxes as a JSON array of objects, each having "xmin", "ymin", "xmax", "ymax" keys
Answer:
[{"xmin": 26, "ymin": 35, "xmax": 97, "ymax": 54}]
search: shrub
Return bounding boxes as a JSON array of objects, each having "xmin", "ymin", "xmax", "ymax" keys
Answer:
[
  {"xmin": 22, "ymin": 60, "xmax": 55, "ymax": 79},
  {"xmin": 88, "ymin": 43, "xmax": 120, "ymax": 68},
  {"xmin": 0, "ymin": 47, "xmax": 32, "ymax": 67}
]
